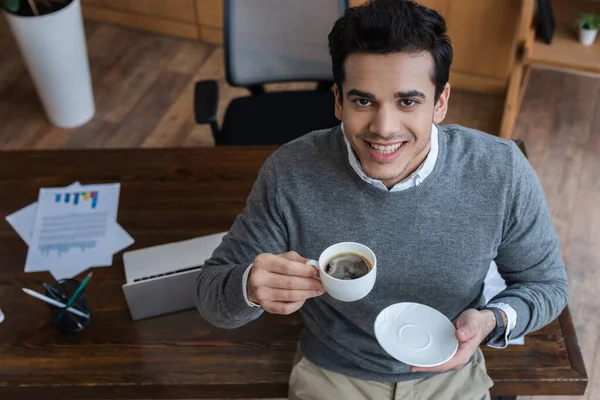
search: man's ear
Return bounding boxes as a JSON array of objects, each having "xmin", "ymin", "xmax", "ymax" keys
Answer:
[
  {"xmin": 433, "ymin": 83, "xmax": 450, "ymax": 124},
  {"xmin": 333, "ymin": 84, "xmax": 343, "ymax": 121}
]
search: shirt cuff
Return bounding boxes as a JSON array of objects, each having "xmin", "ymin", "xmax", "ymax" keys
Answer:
[
  {"xmin": 242, "ymin": 263, "xmax": 261, "ymax": 308},
  {"xmin": 485, "ymin": 302, "xmax": 517, "ymax": 348}
]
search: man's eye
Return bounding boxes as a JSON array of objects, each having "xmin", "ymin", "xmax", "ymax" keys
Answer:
[
  {"xmin": 400, "ymin": 99, "xmax": 417, "ymax": 107},
  {"xmin": 355, "ymin": 99, "xmax": 372, "ymax": 107}
]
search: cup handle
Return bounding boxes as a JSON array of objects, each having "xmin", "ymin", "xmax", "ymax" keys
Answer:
[{"xmin": 306, "ymin": 259, "xmax": 321, "ymax": 279}]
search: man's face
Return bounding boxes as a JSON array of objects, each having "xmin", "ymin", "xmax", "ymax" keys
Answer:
[{"xmin": 334, "ymin": 52, "xmax": 450, "ymax": 188}]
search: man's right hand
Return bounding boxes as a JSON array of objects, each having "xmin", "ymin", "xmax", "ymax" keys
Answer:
[{"xmin": 247, "ymin": 251, "xmax": 325, "ymax": 315}]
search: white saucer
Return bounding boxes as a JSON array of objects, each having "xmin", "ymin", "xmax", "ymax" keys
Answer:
[{"xmin": 374, "ymin": 302, "xmax": 458, "ymax": 367}]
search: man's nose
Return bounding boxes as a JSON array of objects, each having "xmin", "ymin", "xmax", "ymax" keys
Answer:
[{"xmin": 369, "ymin": 105, "xmax": 400, "ymax": 139}]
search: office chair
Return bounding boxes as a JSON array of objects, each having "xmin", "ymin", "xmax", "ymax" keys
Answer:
[{"xmin": 194, "ymin": 0, "xmax": 348, "ymax": 146}]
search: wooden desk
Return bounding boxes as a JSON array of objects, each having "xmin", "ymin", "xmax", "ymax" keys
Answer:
[{"xmin": 0, "ymin": 148, "xmax": 588, "ymax": 399}]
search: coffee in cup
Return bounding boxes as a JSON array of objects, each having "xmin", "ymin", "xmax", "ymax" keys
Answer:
[
  {"xmin": 324, "ymin": 252, "xmax": 372, "ymax": 280},
  {"xmin": 306, "ymin": 242, "xmax": 377, "ymax": 302}
]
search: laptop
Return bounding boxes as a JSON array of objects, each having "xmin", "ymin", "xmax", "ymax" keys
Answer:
[{"xmin": 121, "ymin": 232, "xmax": 227, "ymax": 320}]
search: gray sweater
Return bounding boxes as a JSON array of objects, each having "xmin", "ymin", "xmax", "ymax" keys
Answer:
[{"xmin": 195, "ymin": 124, "xmax": 568, "ymax": 382}]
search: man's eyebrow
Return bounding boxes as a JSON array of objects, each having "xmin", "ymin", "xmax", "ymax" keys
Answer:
[
  {"xmin": 346, "ymin": 89, "xmax": 427, "ymax": 100},
  {"xmin": 395, "ymin": 90, "xmax": 426, "ymax": 99},
  {"xmin": 346, "ymin": 89, "xmax": 375, "ymax": 100}
]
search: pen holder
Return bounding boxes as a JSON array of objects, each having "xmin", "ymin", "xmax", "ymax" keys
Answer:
[{"xmin": 44, "ymin": 279, "xmax": 91, "ymax": 334}]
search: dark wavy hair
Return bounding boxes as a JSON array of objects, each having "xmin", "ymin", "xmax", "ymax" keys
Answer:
[{"xmin": 328, "ymin": 0, "xmax": 453, "ymax": 103}]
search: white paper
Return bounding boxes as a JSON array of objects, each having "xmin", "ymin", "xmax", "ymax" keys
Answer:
[
  {"xmin": 6, "ymin": 181, "xmax": 134, "ymax": 280},
  {"xmin": 25, "ymin": 183, "xmax": 120, "ymax": 273},
  {"xmin": 5, "ymin": 202, "xmax": 38, "ymax": 245},
  {"xmin": 48, "ymin": 222, "xmax": 134, "ymax": 280},
  {"xmin": 6, "ymin": 193, "xmax": 133, "ymax": 259},
  {"xmin": 7, "ymin": 182, "xmax": 85, "ymax": 247}
]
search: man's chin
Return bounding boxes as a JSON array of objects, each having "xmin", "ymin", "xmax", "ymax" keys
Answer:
[{"xmin": 363, "ymin": 167, "xmax": 406, "ymax": 183}]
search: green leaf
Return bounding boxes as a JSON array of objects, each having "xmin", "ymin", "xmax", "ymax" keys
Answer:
[
  {"xmin": 578, "ymin": 12, "xmax": 600, "ymax": 30},
  {"xmin": 2, "ymin": 0, "xmax": 20, "ymax": 13}
]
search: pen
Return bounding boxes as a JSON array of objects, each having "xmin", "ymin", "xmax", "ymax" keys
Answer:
[
  {"xmin": 55, "ymin": 272, "xmax": 93, "ymax": 322},
  {"xmin": 21, "ymin": 288, "xmax": 90, "ymax": 319},
  {"xmin": 43, "ymin": 282, "xmax": 70, "ymax": 303}
]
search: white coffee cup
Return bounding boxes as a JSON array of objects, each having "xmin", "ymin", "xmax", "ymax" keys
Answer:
[{"xmin": 306, "ymin": 242, "xmax": 377, "ymax": 302}]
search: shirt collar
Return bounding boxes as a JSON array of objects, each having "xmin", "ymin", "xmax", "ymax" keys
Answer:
[{"xmin": 342, "ymin": 123, "xmax": 439, "ymax": 192}]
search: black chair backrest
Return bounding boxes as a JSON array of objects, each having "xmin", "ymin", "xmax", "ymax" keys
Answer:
[{"xmin": 224, "ymin": 0, "xmax": 349, "ymax": 88}]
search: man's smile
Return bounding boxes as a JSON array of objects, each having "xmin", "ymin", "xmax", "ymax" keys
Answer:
[{"xmin": 363, "ymin": 139, "xmax": 407, "ymax": 162}]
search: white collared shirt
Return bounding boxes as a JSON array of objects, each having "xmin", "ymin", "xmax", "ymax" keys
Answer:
[{"xmin": 242, "ymin": 123, "xmax": 517, "ymax": 348}]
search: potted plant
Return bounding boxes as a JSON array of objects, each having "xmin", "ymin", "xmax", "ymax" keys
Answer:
[
  {"xmin": 1, "ymin": 0, "xmax": 95, "ymax": 128},
  {"xmin": 577, "ymin": 12, "xmax": 600, "ymax": 46}
]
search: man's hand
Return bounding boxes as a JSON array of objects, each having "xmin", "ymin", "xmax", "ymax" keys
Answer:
[
  {"xmin": 410, "ymin": 308, "xmax": 503, "ymax": 373},
  {"xmin": 247, "ymin": 251, "xmax": 325, "ymax": 315}
]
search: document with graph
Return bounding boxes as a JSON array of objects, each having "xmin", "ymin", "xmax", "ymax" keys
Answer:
[{"xmin": 25, "ymin": 183, "xmax": 121, "ymax": 273}]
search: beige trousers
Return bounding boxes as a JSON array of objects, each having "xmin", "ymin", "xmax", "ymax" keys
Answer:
[{"xmin": 288, "ymin": 348, "xmax": 494, "ymax": 400}]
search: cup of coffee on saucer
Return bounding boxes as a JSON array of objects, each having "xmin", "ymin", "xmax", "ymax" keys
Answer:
[{"xmin": 306, "ymin": 242, "xmax": 376, "ymax": 302}]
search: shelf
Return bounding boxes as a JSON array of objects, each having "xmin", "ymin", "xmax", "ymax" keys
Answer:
[{"xmin": 528, "ymin": 0, "xmax": 600, "ymax": 74}]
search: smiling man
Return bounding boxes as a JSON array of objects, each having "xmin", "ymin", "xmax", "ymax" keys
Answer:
[
  {"xmin": 337, "ymin": 50, "xmax": 447, "ymax": 188},
  {"xmin": 196, "ymin": 1, "xmax": 568, "ymax": 399}
]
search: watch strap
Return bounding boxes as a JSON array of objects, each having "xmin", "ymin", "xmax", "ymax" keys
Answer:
[{"xmin": 479, "ymin": 306, "xmax": 505, "ymax": 345}]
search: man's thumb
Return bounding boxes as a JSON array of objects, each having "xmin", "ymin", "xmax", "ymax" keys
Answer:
[{"xmin": 455, "ymin": 318, "xmax": 476, "ymax": 342}]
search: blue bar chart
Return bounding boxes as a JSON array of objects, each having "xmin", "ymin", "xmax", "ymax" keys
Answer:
[{"xmin": 55, "ymin": 191, "xmax": 98, "ymax": 209}]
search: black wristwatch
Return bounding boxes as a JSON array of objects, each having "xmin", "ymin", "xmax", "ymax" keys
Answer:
[{"xmin": 478, "ymin": 306, "xmax": 506, "ymax": 345}]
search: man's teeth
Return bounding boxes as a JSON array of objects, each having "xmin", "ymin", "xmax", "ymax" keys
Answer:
[{"xmin": 369, "ymin": 142, "xmax": 403, "ymax": 154}]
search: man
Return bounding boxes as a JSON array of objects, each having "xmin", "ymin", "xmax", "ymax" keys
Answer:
[{"xmin": 196, "ymin": 1, "xmax": 568, "ymax": 399}]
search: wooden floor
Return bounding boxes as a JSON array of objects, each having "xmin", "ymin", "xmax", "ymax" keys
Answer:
[
  {"xmin": 515, "ymin": 67, "xmax": 600, "ymax": 400},
  {"xmin": 0, "ymin": 20, "xmax": 598, "ymax": 400}
]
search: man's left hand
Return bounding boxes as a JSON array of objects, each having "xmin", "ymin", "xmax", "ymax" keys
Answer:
[{"xmin": 410, "ymin": 308, "xmax": 498, "ymax": 373}]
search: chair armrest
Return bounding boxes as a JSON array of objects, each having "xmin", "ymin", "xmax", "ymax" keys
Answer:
[{"xmin": 194, "ymin": 80, "xmax": 219, "ymax": 137}]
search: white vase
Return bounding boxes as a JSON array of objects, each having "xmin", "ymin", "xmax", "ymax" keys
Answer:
[
  {"xmin": 3, "ymin": 0, "xmax": 95, "ymax": 128},
  {"xmin": 579, "ymin": 26, "xmax": 599, "ymax": 46}
]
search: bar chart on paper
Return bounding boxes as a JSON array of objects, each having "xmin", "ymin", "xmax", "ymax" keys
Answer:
[
  {"xmin": 25, "ymin": 184, "xmax": 121, "ymax": 275},
  {"xmin": 6, "ymin": 182, "xmax": 135, "ymax": 281},
  {"xmin": 54, "ymin": 191, "xmax": 99, "ymax": 209},
  {"xmin": 39, "ymin": 212, "xmax": 108, "ymax": 253},
  {"xmin": 39, "ymin": 241, "xmax": 98, "ymax": 256},
  {"xmin": 38, "ymin": 210, "xmax": 108, "ymax": 257}
]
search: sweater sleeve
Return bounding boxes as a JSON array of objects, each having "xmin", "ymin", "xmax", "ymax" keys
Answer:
[
  {"xmin": 195, "ymin": 155, "xmax": 288, "ymax": 328},
  {"xmin": 491, "ymin": 141, "xmax": 568, "ymax": 339}
]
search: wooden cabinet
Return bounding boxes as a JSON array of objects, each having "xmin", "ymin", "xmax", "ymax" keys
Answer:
[
  {"xmin": 81, "ymin": 0, "xmax": 524, "ymax": 96},
  {"xmin": 80, "ymin": 0, "xmax": 533, "ymax": 138},
  {"xmin": 81, "ymin": 0, "xmax": 223, "ymax": 42},
  {"xmin": 81, "ymin": 0, "xmax": 199, "ymax": 39},
  {"xmin": 350, "ymin": 0, "xmax": 524, "ymax": 94},
  {"xmin": 84, "ymin": 0, "xmax": 196, "ymax": 22},
  {"xmin": 195, "ymin": 0, "xmax": 223, "ymax": 44},
  {"xmin": 349, "ymin": 0, "xmax": 530, "ymax": 139}
]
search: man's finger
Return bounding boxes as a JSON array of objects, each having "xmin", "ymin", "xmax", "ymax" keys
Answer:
[
  {"xmin": 268, "ymin": 259, "xmax": 319, "ymax": 278},
  {"xmin": 263, "ymin": 274, "xmax": 324, "ymax": 291},
  {"xmin": 278, "ymin": 251, "xmax": 309, "ymax": 264},
  {"xmin": 254, "ymin": 287, "xmax": 325, "ymax": 302},
  {"xmin": 410, "ymin": 342, "xmax": 475, "ymax": 373},
  {"xmin": 410, "ymin": 357, "xmax": 464, "ymax": 373},
  {"xmin": 262, "ymin": 300, "xmax": 305, "ymax": 315}
]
